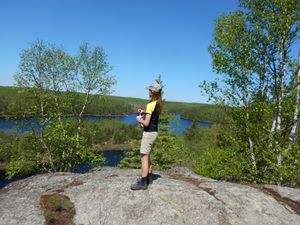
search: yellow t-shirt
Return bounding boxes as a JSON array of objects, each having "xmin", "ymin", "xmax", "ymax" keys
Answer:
[
  {"xmin": 144, "ymin": 101, "xmax": 159, "ymax": 132},
  {"xmin": 146, "ymin": 101, "xmax": 157, "ymax": 115}
]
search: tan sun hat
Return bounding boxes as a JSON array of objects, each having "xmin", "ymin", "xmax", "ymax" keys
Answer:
[{"xmin": 145, "ymin": 82, "xmax": 162, "ymax": 92}]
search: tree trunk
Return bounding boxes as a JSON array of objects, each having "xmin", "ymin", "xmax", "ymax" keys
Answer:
[
  {"xmin": 289, "ymin": 64, "xmax": 300, "ymax": 144},
  {"xmin": 280, "ymin": 52, "xmax": 300, "ymax": 163},
  {"xmin": 276, "ymin": 39, "xmax": 287, "ymax": 167},
  {"xmin": 38, "ymin": 89, "xmax": 57, "ymax": 171},
  {"xmin": 77, "ymin": 92, "xmax": 90, "ymax": 140},
  {"xmin": 39, "ymin": 132, "xmax": 56, "ymax": 172},
  {"xmin": 243, "ymin": 87, "xmax": 257, "ymax": 170},
  {"xmin": 270, "ymin": 62, "xmax": 280, "ymax": 134}
]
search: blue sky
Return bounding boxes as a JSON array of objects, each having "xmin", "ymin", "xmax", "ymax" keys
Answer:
[{"xmin": 0, "ymin": 0, "xmax": 240, "ymax": 103}]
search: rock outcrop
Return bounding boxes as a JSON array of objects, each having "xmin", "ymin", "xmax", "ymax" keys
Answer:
[{"xmin": 0, "ymin": 167, "xmax": 299, "ymax": 225}]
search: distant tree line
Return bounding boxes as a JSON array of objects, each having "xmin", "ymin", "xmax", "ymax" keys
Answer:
[
  {"xmin": 0, "ymin": 86, "xmax": 135, "ymax": 117},
  {"xmin": 0, "ymin": 85, "xmax": 222, "ymax": 122},
  {"xmin": 165, "ymin": 103, "xmax": 226, "ymax": 123}
]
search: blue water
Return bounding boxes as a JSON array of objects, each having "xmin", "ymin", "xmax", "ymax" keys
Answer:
[
  {"xmin": 0, "ymin": 118, "xmax": 40, "ymax": 134},
  {"xmin": 0, "ymin": 114, "xmax": 209, "ymax": 134},
  {"xmin": 73, "ymin": 151, "xmax": 126, "ymax": 174},
  {"xmin": 87, "ymin": 113, "xmax": 209, "ymax": 134}
]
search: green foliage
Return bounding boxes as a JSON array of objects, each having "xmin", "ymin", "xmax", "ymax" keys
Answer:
[
  {"xmin": 159, "ymin": 110, "xmax": 177, "ymax": 133},
  {"xmin": 6, "ymin": 120, "xmax": 105, "ymax": 178},
  {"xmin": 155, "ymin": 74, "xmax": 181, "ymax": 133},
  {"xmin": 165, "ymin": 102, "xmax": 225, "ymax": 124},
  {"xmin": 85, "ymin": 96, "xmax": 134, "ymax": 115},
  {"xmin": 184, "ymin": 122, "xmax": 220, "ymax": 157},
  {"xmin": 6, "ymin": 154, "xmax": 37, "ymax": 178},
  {"xmin": 5, "ymin": 134, "xmax": 39, "ymax": 178},
  {"xmin": 81, "ymin": 120, "xmax": 141, "ymax": 145},
  {"xmin": 1, "ymin": 119, "xmax": 142, "ymax": 178},
  {"xmin": 0, "ymin": 131, "xmax": 17, "ymax": 163},
  {"xmin": 119, "ymin": 133, "xmax": 192, "ymax": 170},
  {"xmin": 280, "ymin": 145, "xmax": 300, "ymax": 187},
  {"xmin": 194, "ymin": 147, "xmax": 256, "ymax": 183},
  {"xmin": 3, "ymin": 40, "xmax": 117, "ymax": 177},
  {"xmin": 44, "ymin": 120, "xmax": 105, "ymax": 172},
  {"xmin": 151, "ymin": 134, "xmax": 189, "ymax": 170},
  {"xmin": 118, "ymin": 146, "xmax": 141, "ymax": 169}
]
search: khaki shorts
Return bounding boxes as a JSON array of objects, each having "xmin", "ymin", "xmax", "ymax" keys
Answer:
[{"xmin": 140, "ymin": 131, "xmax": 158, "ymax": 155}]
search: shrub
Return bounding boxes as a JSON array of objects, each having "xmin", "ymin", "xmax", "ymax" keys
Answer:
[
  {"xmin": 119, "ymin": 133, "xmax": 189, "ymax": 170},
  {"xmin": 193, "ymin": 147, "xmax": 255, "ymax": 183}
]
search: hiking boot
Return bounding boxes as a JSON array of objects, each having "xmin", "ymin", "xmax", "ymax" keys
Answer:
[
  {"xmin": 148, "ymin": 173, "xmax": 153, "ymax": 185},
  {"xmin": 130, "ymin": 176, "xmax": 148, "ymax": 190},
  {"xmin": 136, "ymin": 173, "xmax": 154, "ymax": 185}
]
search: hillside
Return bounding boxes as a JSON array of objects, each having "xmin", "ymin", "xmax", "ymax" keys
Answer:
[{"xmin": 0, "ymin": 86, "xmax": 224, "ymax": 122}]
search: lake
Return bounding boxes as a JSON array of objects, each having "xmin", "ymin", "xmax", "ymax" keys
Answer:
[
  {"xmin": 0, "ymin": 114, "xmax": 208, "ymax": 189},
  {"xmin": 0, "ymin": 114, "xmax": 209, "ymax": 134}
]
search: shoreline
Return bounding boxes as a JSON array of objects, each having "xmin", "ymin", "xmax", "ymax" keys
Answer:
[{"xmin": 0, "ymin": 113, "xmax": 132, "ymax": 120}]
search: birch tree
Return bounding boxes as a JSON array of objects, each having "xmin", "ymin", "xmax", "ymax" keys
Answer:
[
  {"xmin": 204, "ymin": 11, "xmax": 259, "ymax": 170},
  {"xmin": 241, "ymin": 0, "xmax": 300, "ymax": 167},
  {"xmin": 75, "ymin": 43, "xmax": 115, "ymax": 139},
  {"xmin": 9, "ymin": 40, "xmax": 115, "ymax": 176},
  {"xmin": 200, "ymin": 0, "xmax": 300, "ymax": 185},
  {"xmin": 289, "ymin": 53, "xmax": 300, "ymax": 145}
]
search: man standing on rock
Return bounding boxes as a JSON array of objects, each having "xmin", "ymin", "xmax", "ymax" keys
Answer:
[{"xmin": 130, "ymin": 82, "xmax": 163, "ymax": 190}]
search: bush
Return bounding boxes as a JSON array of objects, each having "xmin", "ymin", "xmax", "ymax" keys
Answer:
[
  {"xmin": 6, "ymin": 153, "xmax": 37, "ymax": 178},
  {"xmin": 119, "ymin": 133, "xmax": 190, "ymax": 170},
  {"xmin": 118, "ymin": 146, "xmax": 141, "ymax": 169},
  {"xmin": 183, "ymin": 122, "xmax": 220, "ymax": 158},
  {"xmin": 279, "ymin": 145, "xmax": 300, "ymax": 187},
  {"xmin": 6, "ymin": 120, "xmax": 105, "ymax": 178},
  {"xmin": 151, "ymin": 134, "xmax": 189, "ymax": 170},
  {"xmin": 0, "ymin": 131, "xmax": 18, "ymax": 163},
  {"xmin": 81, "ymin": 120, "xmax": 141, "ymax": 145},
  {"xmin": 193, "ymin": 147, "xmax": 255, "ymax": 183}
]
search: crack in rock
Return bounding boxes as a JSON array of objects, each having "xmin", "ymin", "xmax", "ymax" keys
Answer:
[
  {"xmin": 254, "ymin": 185, "xmax": 300, "ymax": 215},
  {"xmin": 170, "ymin": 174, "xmax": 226, "ymax": 204}
]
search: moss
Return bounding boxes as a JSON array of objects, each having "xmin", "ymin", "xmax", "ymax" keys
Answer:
[{"xmin": 40, "ymin": 193, "xmax": 75, "ymax": 225}]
